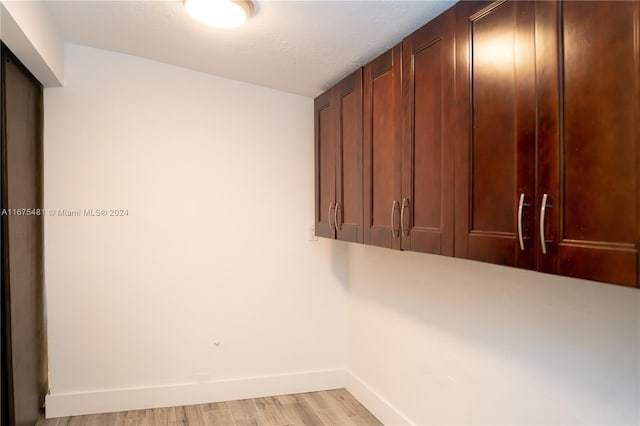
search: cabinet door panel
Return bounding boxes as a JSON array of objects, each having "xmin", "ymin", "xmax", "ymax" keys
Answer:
[
  {"xmin": 364, "ymin": 46, "xmax": 402, "ymax": 249},
  {"xmin": 455, "ymin": 0, "xmax": 536, "ymax": 268},
  {"xmin": 537, "ymin": 1, "xmax": 640, "ymax": 286},
  {"xmin": 314, "ymin": 90, "xmax": 336, "ymax": 239},
  {"xmin": 402, "ymin": 9, "xmax": 455, "ymax": 255},
  {"xmin": 335, "ymin": 70, "xmax": 363, "ymax": 243}
]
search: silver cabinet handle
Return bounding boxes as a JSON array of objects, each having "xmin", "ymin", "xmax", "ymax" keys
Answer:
[
  {"xmin": 540, "ymin": 193, "xmax": 549, "ymax": 254},
  {"xmin": 328, "ymin": 202, "xmax": 335, "ymax": 230},
  {"xmin": 335, "ymin": 201, "xmax": 341, "ymax": 231},
  {"xmin": 517, "ymin": 193, "xmax": 526, "ymax": 251},
  {"xmin": 401, "ymin": 198, "xmax": 409, "ymax": 237},
  {"xmin": 391, "ymin": 200, "xmax": 400, "ymax": 238}
]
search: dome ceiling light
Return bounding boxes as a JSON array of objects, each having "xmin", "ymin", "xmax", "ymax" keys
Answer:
[{"xmin": 184, "ymin": 0, "xmax": 255, "ymax": 29}]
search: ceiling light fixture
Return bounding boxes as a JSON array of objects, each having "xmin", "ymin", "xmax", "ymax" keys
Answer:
[{"xmin": 184, "ymin": 0, "xmax": 254, "ymax": 29}]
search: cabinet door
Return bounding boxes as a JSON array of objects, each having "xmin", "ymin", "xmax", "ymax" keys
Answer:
[
  {"xmin": 334, "ymin": 70, "xmax": 363, "ymax": 243},
  {"xmin": 363, "ymin": 45, "xmax": 403, "ymax": 249},
  {"xmin": 314, "ymin": 89, "xmax": 336, "ymax": 239},
  {"xmin": 401, "ymin": 9, "xmax": 455, "ymax": 255},
  {"xmin": 454, "ymin": 1, "xmax": 536, "ymax": 268},
  {"xmin": 536, "ymin": 1, "xmax": 640, "ymax": 287}
]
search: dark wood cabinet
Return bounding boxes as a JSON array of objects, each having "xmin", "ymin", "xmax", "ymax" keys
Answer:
[
  {"xmin": 454, "ymin": 1, "xmax": 537, "ymax": 269},
  {"xmin": 401, "ymin": 9, "xmax": 455, "ymax": 256},
  {"xmin": 314, "ymin": 0, "xmax": 640, "ymax": 288},
  {"xmin": 334, "ymin": 72, "xmax": 364, "ymax": 243},
  {"xmin": 454, "ymin": 0, "xmax": 640, "ymax": 287},
  {"xmin": 535, "ymin": 0, "xmax": 640, "ymax": 287},
  {"xmin": 363, "ymin": 45, "xmax": 403, "ymax": 250},
  {"xmin": 314, "ymin": 89, "xmax": 335, "ymax": 240},
  {"xmin": 314, "ymin": 69, "xmax": 363, "ymax": 243}
]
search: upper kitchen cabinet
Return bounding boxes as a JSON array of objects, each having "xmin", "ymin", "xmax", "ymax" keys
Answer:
[
  {"xmin": 401, "ymin": 8, "xmax": 455, "ymax": 255},
  {"xmin": 315, "ymin": 89, "xmax": 335, "ymax": 239},
  {"xmin": 454, "ymin": 1, "xmax": 537, "ymax": 269},
  {"xmin": 314, "ymin": 69, "xmax": 364, "ymax": 243},
  {"xmin": 535, "ymin": 1, "xmax": 640, "ymax": 287},
  {"xmin": 363, "ymin": 45, "xmax": 403, "ymax": 249},
  {"xmin": 315, "ymin": 0, "xmax": 639, "ymax": 287},
  {"xmin": 455, "ymin": 0, "xmax": 639, "ymax": 287}
]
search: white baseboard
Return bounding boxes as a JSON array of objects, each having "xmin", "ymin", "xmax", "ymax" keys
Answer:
[
  {"xmin": 345, "ymin": 370, "xmax": 413, "ymax": 426},
  {"xmin": 45, "ymin": 369, "xmax": 346, "ymax": 418}
]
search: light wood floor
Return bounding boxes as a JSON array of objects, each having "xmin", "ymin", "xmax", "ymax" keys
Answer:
[{"xmin": 38, "ymin": 389, "xmax": 382, "ymax": 426}]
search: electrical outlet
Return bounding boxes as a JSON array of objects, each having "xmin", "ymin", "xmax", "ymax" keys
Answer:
[{"xmin": 308, "ymin": 224, "xmax": 319, "ymax": 241}]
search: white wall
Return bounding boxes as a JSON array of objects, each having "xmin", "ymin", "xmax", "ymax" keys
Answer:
[
  {"xmin": 43, "ymin": 44, "xmax": 349, "ymax": 417},
  {"xmin": 347, "ymin": 244, "xmax": 640, "ymax": 425},
  {"xmin": 0, "ymin": 0, "xmax": 64, "ymax": 85}
]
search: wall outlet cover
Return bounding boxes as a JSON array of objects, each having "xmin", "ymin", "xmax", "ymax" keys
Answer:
[{"xmin": 308, "ymin": 224, "xmax": 319, "ymax": 241}]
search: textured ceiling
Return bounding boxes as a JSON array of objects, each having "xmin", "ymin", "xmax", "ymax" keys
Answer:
[{"xmin": 46, "ymin": 0, "xmax": 456, "ymax": 97}]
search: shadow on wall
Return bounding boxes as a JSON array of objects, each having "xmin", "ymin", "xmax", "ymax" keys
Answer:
[
  {"xmin": 322, "ymin": 238, "xmax": 350, "ymax": 290},
  {"xmin": 346, "ymin": 243, "xmax": 640, "ymax": 420}
]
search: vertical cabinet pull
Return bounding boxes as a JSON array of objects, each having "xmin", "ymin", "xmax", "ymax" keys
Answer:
[
  {"xmin": 401, "ymin": 198, "xmax": 410, "ymax": 237},
  {"xmin": 517, "ymin": 193, "xmax": 526, "ymax": 250},
  {"xmin": 539, "ymin": 193, "xmax": 549, "ymax": 254},
  {"xmin": 328, "ymin": 202, "xmax": 335, "ymax": 230},
  {"xmin": 335, "ymin": 201, "xmax": 342, "ymax": 231},
  {"xmin": 391, "ymin": 200, "xmax": 400, "ymax": 237}
]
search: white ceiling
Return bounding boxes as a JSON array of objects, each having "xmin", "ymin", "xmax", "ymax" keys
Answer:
[{"xmin": 45, "ymin": 0, "xmax": 455, "ymax": 97}]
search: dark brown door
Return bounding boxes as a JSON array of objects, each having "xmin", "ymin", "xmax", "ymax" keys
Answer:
[
  {"xmin": 536, "ymin": 1, "xmax": 640, "ymax": 287},
  {"xmin": 334, "ymin": 70, "xmax": 363, "ymax": 243},
  {"xmin": 314, "ymin": 89, "xmax": 336, "ymax": 239},
  {"xmin": 454, "ymin": 1, "xmax": 536, "ymax": 268},
  {"xmin": 2, "ymin": 45, "xmax": 46, "ymax": 426},
  {"xmin": 401, "ymin": 9, "xmax": 455, "ymax": 255},
  {"xmin": 0, "ymin": 43, "xmax": 5, "ymax": 426},
  {"xmin": 363, "ymin": 45, "xmax": 403, "ymax": 249}
]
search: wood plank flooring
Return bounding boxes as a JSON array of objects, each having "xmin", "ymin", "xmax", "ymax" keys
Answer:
[{"xmin": 38, "ymin": 389, "xmax": 382, "ymax": 426}]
